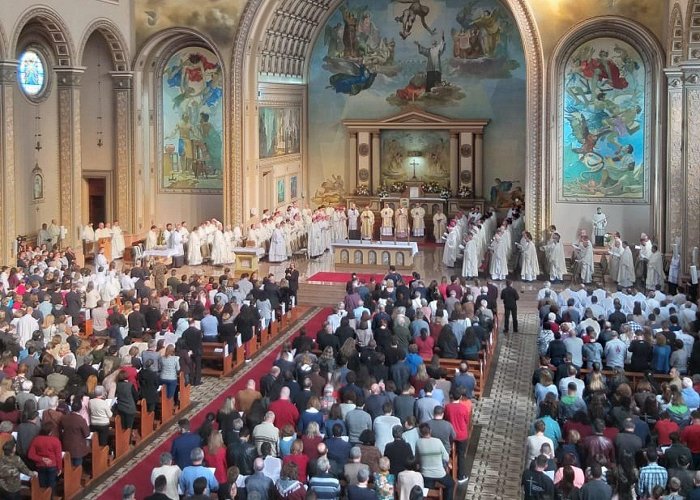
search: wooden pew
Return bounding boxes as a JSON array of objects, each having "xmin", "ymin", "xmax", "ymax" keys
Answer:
[
  {"xmin": 201, "ymin": 342, "xmax": 234, "ymax": 377},
  {"xmin": 140, "ymin": 402, "xmax": 155, "ymax": 440},
  {"xmin": 62, "ymin": 453, "xmax": 83, "ymax": 500},
  {"xmin": 235, "ymin": 344, "xmax": 245, "ymax": 367},
  {"xmin": 441, "ymin": 358, "xmax": 484, "ymax": 399},
  {"xmin": 179, "ymin": 371, "xmax": 191, "ymax": 410},
  {"xmin": 90, "ymin": 433, "xmax": 110, "ymax": 479},
  {"xmin": 160, "ymin": 387, "xmax": 175, "ymax": 423},
  {"xmin": 114, "ymin": 415, "xmax": 131, "ymax": 458},
  {"xmin": 30, "ymin": 475, "xmax": 52, "ymax": 500},
  {"xmin": 578, "ymin": 368, "xmax": 673, "ymax": 390}
]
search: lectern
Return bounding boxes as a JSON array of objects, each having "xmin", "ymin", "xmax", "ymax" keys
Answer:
[{"xmin": 97, "ymin": 237, "xmax": 112, "ymax": 262}]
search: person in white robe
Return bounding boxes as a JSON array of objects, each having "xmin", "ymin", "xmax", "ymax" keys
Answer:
[
  {"xmin": 308, "ymin": 217, "xmax": 325, "ymax": 258},
  {"xmin": 442, "ymin": 224, "xmax": 460, "ymax": 268},
  {"xmin": 578, "ymin": 237, "xmax": 594, "ymax": 284},
  {"xmin": 646, "ymin": 245, "xmax": 666, "ymax": 291},
  {"xmin": 360, "ymin": 207, "xmax": 374, "ymax": 240},
  {"xmin": 489, "ymin": 231, "xmax": 508, "ymax": 280},
  {"xmin": 607, "ymin": 235, "xmax": 623, "ymax": 284},
  {"xmin": 347, "ymin": 203, "xmax": 360, "ymax": 240},
  {"xmin": 95, "ymin": 247, "xmax": 109, "ymax": 270},
  {"xmin": 636, "ymin": 233, "xmax": 653, "ymax": 287},
  {"xmin": 380, "ymin": 207, "xmax": 394, "ymax": 237},
  {"xmin": 169, "ymin": 227, "xmax": 184, "ymax": 256},
  {"xmin": 82, "ymin": 223, "xmax": 97, "ymax": 256},
  {"xmin": 411, "ymin": 204, "xmax": 426, "ymax": 238},
  {"xmin": 187, "ymin": 227, "xmax": 203, "ymax": 265},
  {"xmin": 232, "ymin": 225, "xmax": 243, "ymax": 247},
  {"xmin": 592, "ymin": 207, "xmax": 607, "ymax": 247},
  {"xmin": 542, "ymin": 232, "xmax": 567, "ymax": 283},
  {"xmin": 618, "ymin": 241, "xmax": 635, "ymax": 288},
  {"xmin": 461, "ymin": 233, "xmax": 479, "ymax": 279},
  {"xmin": 95, "ymin": 222, "xmax": 111, "ymax": 242},
  {"xmin": 211, "ymin": 224, "xmax": 232, "ymax": 266},
  {"xmin": 199, "ymin": 223, "xmax": 212, "ymax": 260},
  {"xmin": 111, "ymin": 221, "xmax": 126, "ymax": 259},
  {"xmin": 668, "ymin": 243, "xmax": 681, "ymax": 294},
  {"xmin": 145, "ymin": 225, "xmax": 158, "ymax": 250},
  {"xmin": 332, "ymin": 208, "xmax": 348, "ymax": 242},
  {"xmin": 268, "ymin": 224, "xmax": 288, "ymax": 263},
  {"xmin": 48, "ymin": 219, "xmax": 61, "ymax": 249},
  {"xmin": 37, "ymin": 224, "xmax": 52, "ymax": 248},
  {"xmin": 519, "ymin": 231, "xmax": 540, "ymax": 282},
  {"xmin": 433, "ymin": 208, "xmax": 447, "ymax": 243},
  {"xmin": 395, "ymin": 207, "xmax": 410, "ymax": 238}
]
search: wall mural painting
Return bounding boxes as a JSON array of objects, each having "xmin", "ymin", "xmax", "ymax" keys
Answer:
[
  {"xmin": 290, "ymin": 175, "xmax": 298, "ymax": 200},
  {"xmin": 161, "ymin": 47, "xmax": 223, "ymax": 193},
  {"xmin": 561, "ymin": 38, "xmax": 647, "ymax": 202},
  {"xmin": 380, "ymin": 130, "xmax": 450, "ymax": 184},
  {"xmin": 277, "ymin": 178, "xmax": 286, "ymax": 205},
  {"xmin": 308, "ymin": 0, "xmax": 526, "ymax": 208},
  {"xmin": 259, "ymin": 107, "xmax": 302, "ymax": 159}
]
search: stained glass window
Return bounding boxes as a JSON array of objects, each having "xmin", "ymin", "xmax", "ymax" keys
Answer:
[{"xmin": 18, "ymin": 50, "xmax": 46, "ymax": 97}]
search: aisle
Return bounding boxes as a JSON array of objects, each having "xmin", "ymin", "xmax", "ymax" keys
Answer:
[
  {"xmin": 465, "ymin": 312, "xmax": 539, "ymax": 499},
  {"xmin": 86, "ymin": 306, "xmax": 331, "ymax": 499}
]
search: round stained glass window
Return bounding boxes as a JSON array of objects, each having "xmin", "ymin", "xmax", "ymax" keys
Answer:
[{"xmin": 18, "ymin": 50, "xmax": 46, "ymax": 97}]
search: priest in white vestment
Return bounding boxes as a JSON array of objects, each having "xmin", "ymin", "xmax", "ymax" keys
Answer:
[
  {"xmin": 37, "ymin": 224, "xmax": 52, "ymax": 248},
  {"xmin": 592, "ymin": 207, "xmax": 607, "ymax": 247},
  {"xmin": 461, "ymin": 233, "xmax": 479, "ymax": 279},
  {"xmin": 607, "ymin": 235, "xmax": 622, "ymax": 283},
  {"xmin": 347, "ymin": 203, "xmax": 360, "ymax": 240},
  {"xmin": 489, "ymin": 231, "xmax": 508, "ymax": 280},
  {"xmin": 169, "ymin": 227, "xmax": 184, "ymax": 256},
  {"xmin": 82, "ymin": 223, "xmax": 97, "ymax": 256},
  {"xmin": 187, "ymin": 227, "xmax": 203, "ymax": 265},
  {"xmin": 519, "ymin": 232, "xmax": 540, "ymax": 282},
  {"xmin": 646, "ymin": 245, "xmax": 666, "ymax": 290},
  {"xmin": 411, "ymin": 205, "xmax": 425, "ymax": 237},
  {"xmin": 578, "ymin": 237, "xmax": 594, "ymax": 284},
  {"xmin": 211, "ymin": 223, "xmax": 232, "ymax": 266},
  {"xmin": 433, "ymin": 209, "xmax": 447, "ymax": 243},
  {"xmin": 308, "ymin": 217, "xmax": 325, "ymax": 258},
  {"xmin": 111, "ymin": 221, "xmax": 126, "ymax": 259},
  {"xmin": 380, "ymin": 206, "xmax": 394, "ymax": 236},
  {"xmin": 145, "ymin": 225, "xmax": 158, "ymax": 250},
  {"xmin": 542, "ymin": 232, "xmax": 567, "ymax": 283},
  {"xmin": 268, "ymin": 224, "xmax": 288, "ymax": 262},
  {"xmin": 360, "ymin": 207, "xmax": 374, "ymax": 240},
  {"xmin": 636, "ymin": 233, "xmax": 653, "ymax": 287},
  {"xmin": 618, "ymin": 241, "xmax": 635, "ymax": 288},
  {"xmin": 332, "ymin": 208, "xmax": 348, "ymax": 242},
  {"xmin": 395, "ymin": 207, "xmax": 410, "ymax": 238},
  {"xmin": 232, "ymin": 225, "xmax": 243, "ymax": 247},
  {"xmin": 442, "ymin": 223, "xmax": 460, "ymax": 268}
]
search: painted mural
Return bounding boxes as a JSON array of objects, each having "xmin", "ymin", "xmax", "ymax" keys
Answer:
[
  {"xmin": 561, "ymin": 38, "xmax": 647, "ymax": 202},
  {"xmin": 308, "ymin": 0, "xmax": 526, "ymax": 207},
  {"xmin": 161, "ymin": 47, "xmax": 223, "ymax": 193},
  {"xmin": 259, "ymin": 107, "xmax": 302, "ymax": 159},
  {"xmin": 135, "ymin": 0, "xmax": 244, "ymax": 48},
  {"xmin": 380, "ymin": 130, "xmax": 450, "ymax": 184}
]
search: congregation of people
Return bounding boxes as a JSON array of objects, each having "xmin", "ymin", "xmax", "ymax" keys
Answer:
[{"xmin": 524, "ymin": 280, "xmax": 700, "ymax": 499}]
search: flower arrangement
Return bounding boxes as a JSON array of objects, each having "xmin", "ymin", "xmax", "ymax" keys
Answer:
[
  {"xmin": 377, "ymin": 185, "xmax": 389, "ymax": 198},
  {"xmin": 422, "ymin": 181, "xmax": 444, "ymax": 194},
  {"xmin": 389, "ymin": 181, "xmax": 406, "ymax": 193},
  {"xmin": 603, "ymin": 232, "xmax": 613, "ymax": 247},
  {"xmin": 354, "ymin": 185, "xmax": 370, "ymax": 196},
  {"xmin": 456, "ymin": 185, "xmax": 472, "ymax": 198},
  {"xmin": 440, "ymin": 188, "xmax": 451, "ymax": 199}
]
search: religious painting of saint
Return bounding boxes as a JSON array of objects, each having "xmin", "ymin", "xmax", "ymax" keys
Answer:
[
  {"xmin": 290, "ymin": 175, "xmax": 298, "ymax": 199},
  {"xmin": 277, "ymin": 178, "xmax": 286, "ymax": 204},
  {"xmin": 161, "ymin": 47, "xmax": 224, "ymax": 193},
  {"xmin": 33, "ymin": 172, "xmax": 44, "ymax": 201},
  {"xmin": 560, "ymin": 38, "xmax": 647, "ymax": 203},
  {"xmin": 259, "ymin": 107, "xmax": 302, "ymax": 159}
]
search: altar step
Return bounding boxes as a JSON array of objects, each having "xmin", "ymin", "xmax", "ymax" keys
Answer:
[{"xmin": 297, "ymin": 282, "xmax": 346, "ymax": 307}]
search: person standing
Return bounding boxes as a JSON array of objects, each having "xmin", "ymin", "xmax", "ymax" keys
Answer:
[
  {"xmin": 592, "ymin": 207, "xmax": 607, "ymax": 247},
  {"xmin": 411, "ymin": 204, "xmax": 425, "ymax": 238},
  {"xmin": 361, "ymin": 206, "xmax": 375, "ymax": 241},
  {"xmin": 500, "ymin": 280, "xmax": 519, "ymax": 334}
]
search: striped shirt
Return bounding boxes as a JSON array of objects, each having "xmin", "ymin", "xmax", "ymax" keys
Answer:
[
  {"xmin": 308, "ymin": 473, "xmax": 341, "ymax": 500},
  {"xmin": 637, "ymin": 463, "xmax": 667, "ymax": 497}
]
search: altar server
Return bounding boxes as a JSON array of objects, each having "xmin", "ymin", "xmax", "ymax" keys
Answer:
[
  {"xmin": 646, "ymin": 244, "xmax": 666, "ymax": 290},
  {"xmin": 269, "ymin": 223, "xmax": 288, "ymax": 262},
  {"xmin": 489, "ymin": 230, "xmax": 508, "ymax": 281},
  {"xmin": 618, "ymin": 241, "xmax": 635, "ymax": 288},
  {"xmin": 348, "ymin": 203, "xmax": 360, "ymax": 239},
  {"xmin": 577, "ymin": 237, "xmax": 594, "ymax": 284},
  {"xmin": 411, "ymin": 204, "xmax": 426, "ymax": 238},
  {"xmin": 518, "ymin": 231, "xmax": 540, "ymax": 282},
  {"xmin": 433, "ymin": 208, "xmax": 447, "ymax": 243},
  {"xmin": 461, "ymin": 232, "xmax": 479, "ymax": 279},
  {"xmin": 380, "ymin": 206, "xmax": 394, "ymax": 237},
  {"xmin": 145, "ymin": 225, "xmax": 158, "ymax": 250},
  {"xmin": 542, "ymin": 232, "xmax": 567, "ymax": 283},
  {"xmin": 188, "ymin": 226, "xmax": 203, "ymax": 265},
  {"xmin": 361, "ymin": 206, "xmax": 375, "ymax": 240},
  {"xmin": 442, "ymin": 223, "xmax": 460, "ymax": 268}
]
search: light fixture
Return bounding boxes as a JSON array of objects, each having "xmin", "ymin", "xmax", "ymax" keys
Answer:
[
  {"xmin": 34, "ymin": 105, "xmax": 42, "ymax": 152},
  {"xmin": 96, "ymin": 53, "xmax": 104, "ymax": 147}
]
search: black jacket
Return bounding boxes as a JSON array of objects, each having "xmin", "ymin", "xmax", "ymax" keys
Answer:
[
  {"xmin": 500, "ymin": 286, "xmax": 520, "ymax": 308},
  {"xmin": 227, "ymin": 438, "xmax": 257, "ymax": 475},
  {"xmin": 182, "ymin": 326, "xmax": 203, "ymax": 355}
]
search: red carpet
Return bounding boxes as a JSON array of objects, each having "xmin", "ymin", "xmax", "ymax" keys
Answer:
[
  {"xmin": 307, "ymin": 272, "xmax": 412, "ymax": 284},
  {"xmin": 101, "ymin": 307, "xmax": 331, "ymax": 499}
]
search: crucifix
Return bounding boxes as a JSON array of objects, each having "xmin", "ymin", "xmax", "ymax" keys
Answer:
[{"xmin": 410, "ymin": 158, "xmax": 419, "ymax": 179}]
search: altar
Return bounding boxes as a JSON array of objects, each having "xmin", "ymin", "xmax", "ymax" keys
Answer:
[{"xmin": 332, "ymin": 240, "xmax": 419, "ymax": 270}]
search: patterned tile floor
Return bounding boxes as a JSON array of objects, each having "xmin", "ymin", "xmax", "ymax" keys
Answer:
[
  {"xmin": 465, "ymin": 312, "xmax": 539, "ymax": 500},
  {"xmin": 81, "ymin": 307, "xmax": 321, "ymax": 499}
]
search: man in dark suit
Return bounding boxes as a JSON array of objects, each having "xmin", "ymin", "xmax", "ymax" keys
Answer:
[
  {"xmin": 285, "ymin": 264, "xmax": 299, "ymax": 301},
  {"xmin": 64, "ymin": 285, "xmax": 82, "ymax": 326},
  {"xmin": 182, "ymin": 319, "xmax": 203, "ymax": 385},
  {"xmin": 500, "ymin": 280, "xmax": 520, "ymax": 333}
]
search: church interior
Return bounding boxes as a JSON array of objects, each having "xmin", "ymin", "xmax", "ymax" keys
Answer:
[{"xmin": 0, "ymin": 0, "xmax": 698, "ymax": 498}]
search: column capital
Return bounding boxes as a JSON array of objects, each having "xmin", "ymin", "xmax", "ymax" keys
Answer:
[
  {"xmin": 0, "ymin": 60, "xmax": 17, "ymax": 86},
  {"xmin": 109, "ymin": 71, "xmax": 133, "ymax": 90},
  {"xmin": 664, "ymin": 67, "xmax": 683, "ymax": 90},
  {"xmin": 55, "ymin": 67, "xmax": 86, "ymax": 88}
]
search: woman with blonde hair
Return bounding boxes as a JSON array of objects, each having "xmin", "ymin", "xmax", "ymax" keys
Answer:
[
  {"xmin": 203, "ymin": 430, "xmax": 228, "ymax": 483},
  {"xmin": 302, "ymin": 421, "xmax": 323, "ymax": 463},
  {"xmin": 356, "ymin": 311, "xmax": 373, "ymax": 347},
  {"xmin": 0, "ymin": 379, "xmax": 15, "ymax": 404},
  {"xmin": 159, "ymin": 344, "xmax": 180, "ymax": 399},
  {"xmin": 411, "ymin": 363, "xmax": 430, "ymax": 394},
  {"xmin": 374, "ymin": 456, "xmax": 396, "ymax": 500},
  {"xmin": 279, "ymin": 424, "xmax": 297, "ymax": 457},
  {"xmin": 41, "ymin": 315, "xmax": 57, "ymax": 344},
  {"xmin": 299, "ymin": 396, "xmax": 324, "ymax": 434}
]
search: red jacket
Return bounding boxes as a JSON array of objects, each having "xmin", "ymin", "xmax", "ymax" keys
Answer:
[
  {"xmin": 444, "ymin": 400, "xmax": 471, "ymax": 442},
  {"xmin": 268, "ymin": 399, "xmax": 299, "ymax": 431},
  {"xmin": 681, "ymin": 422, "xmax": 700, "ymax": 453},
  {"xmin": 203, "ymin": 446, "xmax": 228, "ymax": 483},
  {"xmin": 28, "ymin": 435, "xmax": 63, "ymax": 470}
]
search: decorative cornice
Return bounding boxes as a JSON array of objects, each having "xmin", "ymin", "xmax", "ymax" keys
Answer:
[
  {"xmin": 0, "ymin": 60, "xmax": 17, "ymax": 86},
  {"xmin": 55, "ymin": 67, "xmax": 85, "ymax": 87},
  {"xmin": 109, "ymin": 71, "xmax": 133, "ymax": 90}
]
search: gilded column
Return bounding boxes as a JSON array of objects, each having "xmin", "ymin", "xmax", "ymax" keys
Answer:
[
  {"xmin": 665, "ymin": 69, "xmax": 684, "ymax": 266},
  {"xmin": 111, "ymin": 72, "xmax": 134, "ymax": 231},
  {"xmin": 0, "ymin": 61, "xmax": 16, "ymax": 264},
  {"xmin": 56, "ymin": 67, "xmax": 84, "ymax": 249},
  {"xmin": 682, "ymin": 64, "xmax": 700, "ymax": 269}
]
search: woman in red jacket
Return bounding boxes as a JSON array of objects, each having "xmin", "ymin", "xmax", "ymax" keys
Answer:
[
  {"xmin": 27, "ymin": 422, "xmax": 63, "ymax": 493},
  {"xmin": 282, "ymin": 439, "xmax": 309, "ymax": 482},
  {"xmin": 59, "ymin": 400, "xmax": 90, "ymax": 466},
  {"xmin": 203, "ymin": 429, "xmax": 228, "ymax": 484}
]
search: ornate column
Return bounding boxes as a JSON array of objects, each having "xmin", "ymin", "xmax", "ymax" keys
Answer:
[
  {"xmin": 664, "ymin": 68, "xmax": 684, "ymax": 266},
  {"xmin": 56, "ymin": 67, "xmax": 85, "ymax": 249},
  {"xmin": 110, "ymin": 72, "xmax": 134, "ymax": 231},
  {"xmin": 0, "ymin": 61, "xmax": 16, "ymax": 264},
  {"xmin": 682, "ymin": 64, "xmax": 700, "ymax": 270}
]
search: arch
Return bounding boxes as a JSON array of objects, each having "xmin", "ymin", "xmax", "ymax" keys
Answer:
[
  {"xmin": 233, "ymin": 0, "xmax": 544, "ymax": 234},
  {"xmin": 547, "ymin": 17, "xmax": 665, "ymax": 241},
  {"xmin": 77, "ymin": 19, "xmax": 131, "ymax": 71},
  {"xmin": 0, "ymin": 20, "xmax": 7, "ymax": 60},
  {"xmin": 669, "ymin": 3, "xmax": 684, "ymax": 66},
  {"xmin": 11, "ymin": 6, "xmax": 75, "ymax": 66},
  {"xmin": 687, "ymin": 0, "xmax": 700, "ymax": 59}
]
